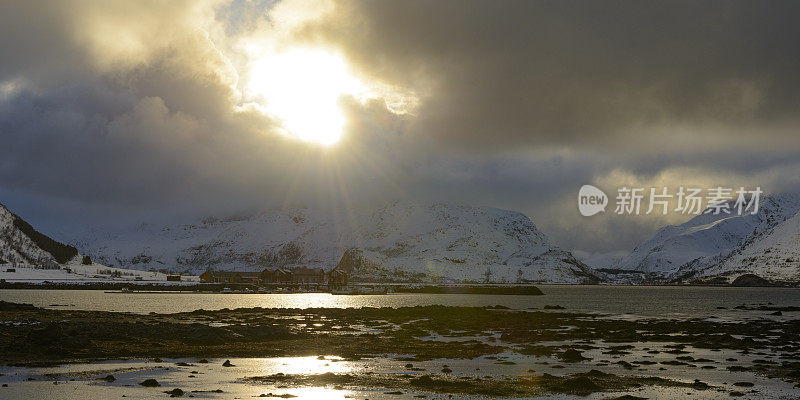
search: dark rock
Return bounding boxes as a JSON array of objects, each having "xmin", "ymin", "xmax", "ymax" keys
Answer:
[
  {"xmin": 770, "ymin": 311, "xmax": 783, "ymax": 316},
  {"xmin": 222, "ymin": 360, "xmax": 235, "ymax": 367},
  {"xmin": 165, "ymin": 388, "xmax": 184, "ymax": 397},
  {"xmin": 100, "ymin": 374, "xmax": 116, "ymax": 382},
  {"xmin": 731, "ymin": 274, "xmax": 773, "ymax": 287},
  {"xmin": 197, "ymin": 359, "xmax": 209, "ymax": 363},
  {"xmin": 559, "ymin": 349, "xmax": 589, "ymax": 362},
  {"xmin": 616, "ymin": 361, "xmax": 634, "ymax": 370},
  {"xmin": 692, "ymin": 379, "xmax": 709, "ymax": 390},
  {"xmin": 139, "ymin": 379, "xmax": 160, "ymax": 387},
  {"xmin": 733, "ymin": 382, "xmax": 754, "ymax": 387}
]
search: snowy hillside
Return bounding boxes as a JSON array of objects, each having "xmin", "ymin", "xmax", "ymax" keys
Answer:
[
  {"xmin": 618, "ymin": 193, "xmax": 800, "ymax": 280},
  {"xmin": 0, "ymin": 202, "xmax": 79, "ymax": 268},
  {"xmin": 0, "ymin": 264, "xmax": 198, "ymax": 283},
  {"xmin": 77, "ymin": 203, "xmax": 599, "ymax": 284},
  {"xmin": 579, "ymin": 251, "xmax": 629, "ymax": 270},
  {"xmin": 697, "ymin": 210, "xmax": 800, "ymax": 282}
]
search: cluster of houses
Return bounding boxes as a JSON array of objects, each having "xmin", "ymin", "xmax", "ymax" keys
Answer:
[{"xmin": 199, "ymin": 266, "xmax": 348, "ymax": 289}]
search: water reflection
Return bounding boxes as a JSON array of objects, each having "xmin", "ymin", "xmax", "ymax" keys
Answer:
[
  {"xmin": 270, "ymin": 386, "xmax": 355, "ymax": 399},
  {"xmin": 2, "ymin": 354, "xmax": 799, "ymax": 400},
  {"xmin": 0, "ymin": 357, "xmax": 361, "ymax": 400},
  {"xmin": 257, "ymin": 356, "xmax": 354, "ymax": 375}
]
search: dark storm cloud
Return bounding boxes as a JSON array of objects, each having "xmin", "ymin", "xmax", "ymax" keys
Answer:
[
  {"xmin": 0, "ymin": 0, "xmax": 799, "ymax": 256},
  {"xmin": 305, "ymin": 0, "xmax": 800, "ymax": 149}
]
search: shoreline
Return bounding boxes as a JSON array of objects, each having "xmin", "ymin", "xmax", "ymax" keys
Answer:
[
  {"xmin": 1, "ymin": 301, "xmax": 799, "ymax": 398},
  {"xmin": 0, "ymin": 282, "xmax": 545, "ymax": 295},
  {"xmin": 1, "ymin": 281, "xmax": 796, "ymax": 292}
]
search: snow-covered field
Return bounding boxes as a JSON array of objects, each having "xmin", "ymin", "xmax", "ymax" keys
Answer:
[{"xmin": 0, "ymin": 264, "xmax": 199, "ymax": 283}]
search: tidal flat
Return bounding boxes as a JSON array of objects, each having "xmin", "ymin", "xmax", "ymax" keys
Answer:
[{"xmin": 1, "ymin": 300, "xmax": 800, "ymax": 399}]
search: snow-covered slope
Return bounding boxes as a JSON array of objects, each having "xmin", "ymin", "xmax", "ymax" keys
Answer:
[
  {"xmin": 697, "ymin": 210, "xmax": 800, "ymax": 282},
  {"xmin": 77, "ymin": 203, "xmax": 599, "ymax": 284},
  {"xmin": 579, "ymin": 251, "xmax": 629, "ymax": 270},
  {"xmin": 0, "ymin": 264, "xmax": 198, "ymax": 283},
  {"xmin": 0, "ymin": 202, "xmax": 79, "ymax": 268},
  {"xmin": 618, "ymin": 193, "xmax": 800, "ymax": 279}
]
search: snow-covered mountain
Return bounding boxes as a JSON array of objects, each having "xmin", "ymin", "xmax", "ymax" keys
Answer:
[
  {"xmin": 0, "ymin": 202, "xmax": 80, "ymax": 268},
  {"xmin": 77, "ymin": 202, "xmax": 599, "ymax": 284},
  {"xmin": 579, "ymin": 250, "xmax": 629, "ymax": 270},
  {"xmin": 617, "ymin": 193, "xmax": 800, "ymax": 281},
  {"xmin": 696, "ymin": 209, "xmax": 800, "ymax": 282}
]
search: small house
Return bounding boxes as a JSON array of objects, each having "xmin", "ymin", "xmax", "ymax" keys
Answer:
[
  {"xmin": 260, "ymin": 268, "xmax": 292, "ymax": 284},
  {"xmin": 290, "ymin": 266, "xmax": 325, "ymax": 284},
  {"xmin": 327, "ymin": 269, "xmax": 348, "ymax": 289},
  {"xmin": 238, "ymin": 271, "xmax": 262, "ymax": 284},
  {"xmin": 199, "ymin": 271, "xmax": 243, "ymax": 283}
]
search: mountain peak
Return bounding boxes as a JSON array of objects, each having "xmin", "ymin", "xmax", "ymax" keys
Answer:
[{"xmin": 616, "ymin": 192, "xmax": 800, "ymax": 281}]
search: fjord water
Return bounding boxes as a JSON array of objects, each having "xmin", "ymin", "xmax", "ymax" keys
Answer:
[{"xmin": 2, "ymin": 286, "xmax": 799, "ymax": 318}]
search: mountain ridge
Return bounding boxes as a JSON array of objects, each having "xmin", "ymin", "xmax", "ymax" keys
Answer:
[
  {"xmin": 612, "ymin": 193, "xmax": 800, "ymax": 283},
  {"xmin": 77, "ymin": 202, "xmax": 600, "ymax": 284},
  {"xmin": 0, "ymin": 202, "xmax": 79, "ymax": 268}
]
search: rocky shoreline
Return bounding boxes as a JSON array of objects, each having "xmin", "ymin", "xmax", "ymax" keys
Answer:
[{"xmin": 1, "ymin": 300, "xmax": 800, "ymax": 397}]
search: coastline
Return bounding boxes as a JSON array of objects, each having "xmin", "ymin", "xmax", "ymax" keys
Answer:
[{"xmin": 1, "ymin": 300, "xmax": 799, "ymax": 398}]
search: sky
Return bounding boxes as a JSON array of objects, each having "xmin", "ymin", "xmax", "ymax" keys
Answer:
[{"xmin": 1, "ymin": 0, "xmax": 799, "ymax": 258}]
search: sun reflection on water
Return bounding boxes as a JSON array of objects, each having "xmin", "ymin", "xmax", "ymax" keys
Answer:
[
  {"xmin": 247, "ymin": 356, "xmax": 359, "ymax": 399},
  {"xmin": 257, "ymin": 386, "xmax": 356, "ymax": 399},
  {"xmin": 258, "ymin": 356, "xmax": 354, "ymax": 375}
]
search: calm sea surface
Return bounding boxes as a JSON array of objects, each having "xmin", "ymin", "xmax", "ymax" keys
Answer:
[{"xmin": 2, "ymin": 286, "xmax": 800, "ymax": 319}]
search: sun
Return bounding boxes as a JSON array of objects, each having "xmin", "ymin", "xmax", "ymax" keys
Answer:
[{"xmin": 245, "ymin": 48, "xmax": 365, "ymax": 145}]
